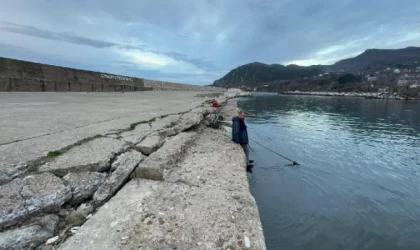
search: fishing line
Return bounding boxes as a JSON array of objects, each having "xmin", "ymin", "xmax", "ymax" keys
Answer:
[
  {"xmin": 226, "ymin": 109, "xmax": 299, "ymax": 165},
  {"xmin": 249, "ymin": 138, "xmax": 300, "ymax": 166}
]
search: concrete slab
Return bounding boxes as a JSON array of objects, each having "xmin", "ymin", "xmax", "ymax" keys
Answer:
[
  {"xmin": 164, "ymin": 127, "xmax": 246, "ymax": 188},
  {"xmin": 0, "ymin": 173, "xmax": 71, "ymax": 230},
  {"xmin": 135, "ymin": 135, "xmax": 165, "ymax": 156},
  {"xmin": 93, "ymin": 150, "xmax": 145, "ymax": 206},
  {"xmin": 0, "ymin": 215, "xmax": 59, "ymax": 250},
  {"xmin": 0, "ymin": 92, "xmax": 206, "ymax": 181},
  {"xmin": 150, "ymin": 114, "xmax": 181, "ymax": 130},
  {"xmin": 58, "ymin": 179, "xmax": 158, "ymax": 250},
  {"xmin": 125, "ymin": 181, "xmax": 265, "ymax": 250},
  {"xmin": 132, "ymin": 131, "xmax": 198, "ymax": 181},
  {"xmin": 172, "ymin": 111, "xmax": 204, "ymax": 133},
  {"xmin": 119, "ymin": 114, "xmax": 181, "ymax": 145},
  {"xmin": 37, "ymin": 137, "xmax": 129, "ymax": 177},
  {"xmin": 63, "ymin": 172, "xmax": 107, "ymax": 204},
  {"xmin": 118, "ymin": 126, "xmax": 150, "ymax": 145},
  {"xmin": 59, "ymin": 126, "xmax": 266, "ymax": 249}
]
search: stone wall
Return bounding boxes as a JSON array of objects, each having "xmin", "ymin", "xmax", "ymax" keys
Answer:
[{"xmin": 0, "ymin": 57, "xmax": 149, "ymax": 92}]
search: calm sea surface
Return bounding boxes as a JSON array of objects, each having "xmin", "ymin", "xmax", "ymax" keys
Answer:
[{"xmin": 236, "ymin": 93, "xmax": 420, "ymax": 250}]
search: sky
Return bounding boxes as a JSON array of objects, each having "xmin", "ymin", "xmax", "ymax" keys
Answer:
[{"xmin": 1, "ymin": 0, "xmax": 420, "ymax": 85}]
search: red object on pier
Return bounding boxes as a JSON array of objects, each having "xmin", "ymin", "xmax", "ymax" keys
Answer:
[{"xmin": 212, "ymin": 100, "xmax": 221, "ymax": 108}]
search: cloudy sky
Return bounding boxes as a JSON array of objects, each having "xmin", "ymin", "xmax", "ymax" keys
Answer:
[{"xmin": 1, "ymin": 0, "xmax": 420, "ymax": 85}]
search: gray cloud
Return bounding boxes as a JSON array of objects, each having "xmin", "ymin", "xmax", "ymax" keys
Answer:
[
  {"xmin": 1, "ymin": 22, "xmax": 117, "ymax": 48},
  {"xmin": 1, "ymin": 0, "xmax": 420, "ymax": 84},
  {"xmin": 1, "ymin": 21, "xmax": 214, "ymax": 71},
  {"xmin": 161, "ymin": 52, "xmax": 215, "ymax": 70}
]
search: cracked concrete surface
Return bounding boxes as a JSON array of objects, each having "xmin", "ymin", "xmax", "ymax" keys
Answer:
[
  {"xmin": 0, "ymin": 89, "xmax": 263, "ymax": 249},
  {"xmin": 0, "ymin": 173, "xmax": 71, "ymax": 230},
  {"xmin": 132, "ymin": 131, "xmax": 198, "ymax": 181},
  {"xmin": 0, "ymin": 92, "xmax": 207, "ymax": 182},
  {"xmin": 59, "ymin": 125, "xmax": 265, "ymax": 250},
  {"xmin": 0, "ymin": 214, "xmax": 59, "ymax": 250},
  {"xmin": 38, "ymin": 137, "xmax": 129, "ymax": 177}
]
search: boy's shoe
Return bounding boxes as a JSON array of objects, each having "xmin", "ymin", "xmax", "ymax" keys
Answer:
[{"xmin": 246, "ymin": 164, "xmax": 254, "ymax": 173}]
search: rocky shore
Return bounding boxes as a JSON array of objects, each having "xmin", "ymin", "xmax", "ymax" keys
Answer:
[
  {"xmin": 0, "ymin": 90, "xmax": 265, "ymax": 250},
  {"xmin": 281, "ymin": 91, "xmax": 420, "ymax": 100}
]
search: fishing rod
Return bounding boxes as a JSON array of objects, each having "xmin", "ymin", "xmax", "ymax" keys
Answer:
[
  {"xmin": 249, "ymin": 138, "xmax": 300, "ymax": 166},
  {"xmin": 218, "ymin": 109, "xmax": 298, "ymax": 165}
]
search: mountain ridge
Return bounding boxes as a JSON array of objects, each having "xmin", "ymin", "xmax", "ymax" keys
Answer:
[{"xmin": 213, "ymin": 46, "xmax": 420, "ymax": 87}]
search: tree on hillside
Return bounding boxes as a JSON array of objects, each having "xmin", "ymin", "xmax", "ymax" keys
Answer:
[{"xmin": 338, "ymin": 74, "xmax": 361, "ymax": 84}]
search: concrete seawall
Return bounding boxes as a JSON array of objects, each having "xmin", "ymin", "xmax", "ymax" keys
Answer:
[
  {"xmin": 0, "ymin": 57, "xmax": 224, "ymax": 92},
  {"xmin": 0, "ymin": 57, "xmax": 149, "ymax": 92},
  {"xmin": 144, "ymin": 79, "xmax": 223, "ymax": 92},
  {"xmin": 0, "ymin": 91, "xmax": 265, "ymax": 249}
]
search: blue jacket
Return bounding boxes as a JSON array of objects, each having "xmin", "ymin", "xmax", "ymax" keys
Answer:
[{"xmin": 232, "ymin": 116, "xmax": 248, "ymax": 145}]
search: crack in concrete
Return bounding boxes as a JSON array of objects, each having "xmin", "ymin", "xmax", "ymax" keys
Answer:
[
  {"xmin": 17, "ymin": 181, "xmax": 31, "ymax": 218},
  {"xmin": 1, "ymin": 104, "xmax": 206, "ymax": 186},
  {"xmin": 1, "ymin": 103, "xmax": 207, "ymax": 233},
  {"xmin": 0, "ymin": 113, "xmax": 141, "ymax": 146},
  {"xmin": 174, "ymin": 179, "xmax": 200, "ymax": 188},
  {"xmin": 0, "ymin": 105, "xmax": 202, "ymax": 147}
]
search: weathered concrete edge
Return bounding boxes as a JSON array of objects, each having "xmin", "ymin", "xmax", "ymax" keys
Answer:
[
  {"xmin": 58, "ymin": 99, "xmax": 266, "ymax": 249},
  {"xmin": 0, "ymin": 89, "xmax": 264, "ymax": 249},
  {"xmin": 220, "ymin": 100, "xmax": 266, "ymax": 249}
]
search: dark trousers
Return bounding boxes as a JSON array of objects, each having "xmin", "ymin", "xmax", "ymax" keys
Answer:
[{"xmin": 241, "ymin": 144, "xmax": 249, "ymax": 162}]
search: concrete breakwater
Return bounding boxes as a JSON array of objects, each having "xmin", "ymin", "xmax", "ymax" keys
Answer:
[
  {"xmin": 281, "ymin": 91, "xmax": 419, "ymax": 100},
  {"xmin": 0, "ymin": 91, "xmax": 265, "ymax": 249},
  {"xmin": 144, "ymin": 79, "xmax": 223, "ymax": 92},
  {"xmin": 0, "ymin": 57, "xmax": 149, "ymax": 92},
  {"xmin": 0, "ymin": 57, "xmax": 224, "ymax": 92}
]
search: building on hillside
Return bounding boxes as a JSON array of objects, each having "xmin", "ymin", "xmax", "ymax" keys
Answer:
[
  {"xmin": 366, "ymin": 75, "xmax": 378, "ymax": 82},
  {"xmin": 379, "ymin": 87, "xmax": 390, "ymax": 93},
  {"xmin": 394, "ymin": 69, "xmax": 401, "ymax": 74},
  {"xmin": 398, "ymin": 73, "xmax": 420, "ymax": 87}
]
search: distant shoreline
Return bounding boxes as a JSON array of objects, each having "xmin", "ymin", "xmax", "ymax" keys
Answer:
[{"xmin": 279, "ymin": 91, "xmax": 420, "ymax": 100}]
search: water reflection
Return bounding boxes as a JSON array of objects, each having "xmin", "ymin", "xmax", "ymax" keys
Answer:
[{"xmin": 239, "ymin": 94, "xmax": 420, "ymax": 250}]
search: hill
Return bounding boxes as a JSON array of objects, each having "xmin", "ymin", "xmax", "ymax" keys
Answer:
[
  {"xmin": 213, "ymin": 62, "xmax": 324, "ymax": 87},
  {"xmin": 213, "ymin": 47, "xmax": 420, "ymax": 87},
  {"xmin": 326, "ymin": 46, "xmax": 420, "ymax": 72}
]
